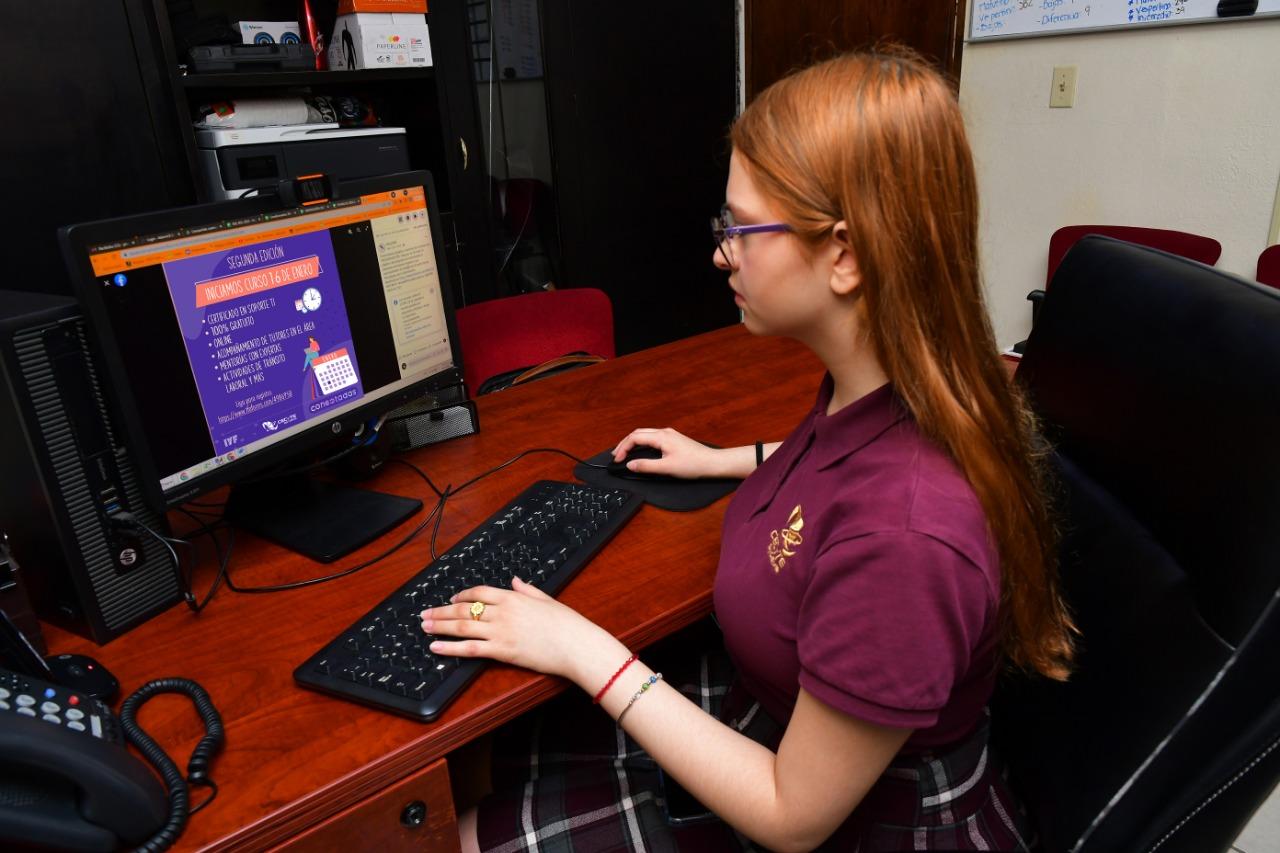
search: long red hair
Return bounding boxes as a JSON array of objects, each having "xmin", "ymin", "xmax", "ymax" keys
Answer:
[{"xmin": 732, "ymin": 49, "xmax": 1075, "ymax": 679}]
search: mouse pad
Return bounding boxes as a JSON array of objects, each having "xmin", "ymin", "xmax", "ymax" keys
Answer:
[{"xmin": 573, "ymin": 450, "xmax": 741, "ymax": 511}]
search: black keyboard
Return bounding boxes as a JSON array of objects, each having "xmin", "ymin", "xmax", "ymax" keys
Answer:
[{"xmin": 294, "ymin": 480, "xmax": 644, "ymax": 721}]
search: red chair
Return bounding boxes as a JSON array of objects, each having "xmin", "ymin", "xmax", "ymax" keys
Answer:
[
  {"xmin": 1018, "ymin": 227, "xmax": 1222, "ymax": 351},
  {"xmin": 1257, "ymin": 244, "xmax": 1280, "ymax": 289},
  {"xmin": 454, "ymin": 288, "xmax": 615, "ymax": 394},
  {"xmin": 1046, "ymin": 226, "xmax": 1222, "ymax": 286}
]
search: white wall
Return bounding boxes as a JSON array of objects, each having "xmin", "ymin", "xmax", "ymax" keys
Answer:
[{"xmin": 959, "ymin": 19, "xmax": 1280, "ymax": 348}]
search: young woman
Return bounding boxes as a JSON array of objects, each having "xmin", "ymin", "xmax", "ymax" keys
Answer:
[{"xmin": 419, "ymin": 49, "xmax": 1076, "ymax": 852}]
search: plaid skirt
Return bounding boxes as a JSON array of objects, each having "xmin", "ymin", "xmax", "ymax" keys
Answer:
[{"xmin": 476, "ymin": 649, "xmax": 1036, "ymax": 852}]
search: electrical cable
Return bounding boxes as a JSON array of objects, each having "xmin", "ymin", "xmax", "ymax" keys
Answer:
[
  {"xmin": 145, "ymin": 446, "xmax": 609, "ymax": 601},
  {"xmin": 393, "ymin": 447, "xmax": 609, "ymax": 560},
  {"xmin": 173, "ymin": 511, "xmax": 234, "ymax": 612},
  {"xmin": 388, "ymin": 457, "xmax": 446, "ymax": 498},
  {"xmin": 429, "ymin": 485, "xmax": 453, "ymax": 560},
  {"xmin": 452, "ymin": 446, "xmax": 607, "ymax": 495},
  {"xmin": 175, "ymin": 508, "xmax": 226, "ymax": 537},
  {"xmin": 120, "ymin": 677, "xmax": 225, "ymax": 853},
  {"xmin": 139, "ymin": 519, "xmax": 234, "ymax": 614},
  {"xmin": 108, "ymin": 511, "xmax": 232, "ymax": 612},
  {"xmin": 221, "ymin": 490, "xmax": 445, "ymax": 594},
  {"xmin": 116, "ymin": 516, "xmax": 193, "ymax": 611}
]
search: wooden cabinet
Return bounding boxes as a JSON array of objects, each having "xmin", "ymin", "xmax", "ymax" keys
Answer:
[{"xmin": 272, "ymin": 758, "xmax": 459, "ymax": 853}]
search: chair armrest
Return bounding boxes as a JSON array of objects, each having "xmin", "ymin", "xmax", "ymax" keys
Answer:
[{"xmin": 1027, "ymin": 289, "xmax": 1046, "ymax": 327}]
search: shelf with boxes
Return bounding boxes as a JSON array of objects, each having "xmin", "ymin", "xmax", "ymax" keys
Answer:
[
  {"xmin": 179, "ymin": 67, "xmax": 434, "ymax": 88},
  {"xmin": 138, "ymin": 0, "xmax": 498, "ymax": 307}
]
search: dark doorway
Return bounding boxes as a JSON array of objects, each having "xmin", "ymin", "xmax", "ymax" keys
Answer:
[{"xmin": 744, "ymin": 0, "xmax": 968, "ymax": 98}]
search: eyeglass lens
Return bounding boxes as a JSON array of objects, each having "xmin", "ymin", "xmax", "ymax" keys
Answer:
[{"xmin": 712, "ymin": 207, "xmax": 735, "ymax": 267}]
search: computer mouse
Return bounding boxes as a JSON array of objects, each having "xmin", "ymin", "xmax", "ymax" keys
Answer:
[
  {"xmin": 607, "ymin": 445, "xmax": 668, "ymax": 479},
  {"xmin": 44, "ymin": 653, "xmax": 119, "ymax": 702}
]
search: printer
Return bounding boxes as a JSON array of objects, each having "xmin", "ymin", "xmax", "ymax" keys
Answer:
[{"xmin": 195, "ymin": 124, "xmax": 410, "ymax": 201}]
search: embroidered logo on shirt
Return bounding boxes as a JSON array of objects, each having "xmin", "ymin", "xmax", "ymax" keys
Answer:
[{"xmin": 767, "ymin": 505, "xmax": 805, "ymax": 573}]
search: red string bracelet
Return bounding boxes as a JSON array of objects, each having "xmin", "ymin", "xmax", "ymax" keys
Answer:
[{"xmin": 593, "ymin": 653, "xmax": 638, "ymax": 704}]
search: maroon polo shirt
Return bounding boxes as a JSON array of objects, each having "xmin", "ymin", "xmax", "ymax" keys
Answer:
[{"xmin": 713, "ymin": 377, "xmax": 1001, "ymax": 750}]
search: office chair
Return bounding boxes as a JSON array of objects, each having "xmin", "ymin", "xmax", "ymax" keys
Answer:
[
  {"xmin": 1257, "ymin": 244, "xmax": 1280, "ymax": 289},
  {"xmin": 994, "ymin": 236, "xmax": 1280, "ymax": 852},
  {"xmin": 454, "ymin": 288, "xmax": 614, "ymax": 395},
  {"xmin": 1013, "ymin": 226, "xmax": 1222, "ymax": 353}
]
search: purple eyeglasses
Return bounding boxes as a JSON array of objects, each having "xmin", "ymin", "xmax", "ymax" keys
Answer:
[{"xmin": 711, "ymin": 205, "xmax": 792, "ymax": 268}]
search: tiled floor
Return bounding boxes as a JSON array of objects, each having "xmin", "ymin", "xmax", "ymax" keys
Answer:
[{"xmin": 1233, "ymin": 784, "xmax": 1280, "ymax": 853}]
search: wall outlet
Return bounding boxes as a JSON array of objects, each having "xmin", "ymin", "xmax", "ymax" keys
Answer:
[{"xmin": 1050, "ymin": 65, "xmax": 1078, "ymax": 108}]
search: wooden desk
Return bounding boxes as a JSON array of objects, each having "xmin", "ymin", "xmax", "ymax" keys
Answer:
[{"xmin": 43, "ymin": 325, "xmax": 824, "ymax": 852}]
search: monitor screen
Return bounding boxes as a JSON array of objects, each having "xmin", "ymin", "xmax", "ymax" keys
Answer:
[{"xmin": 61, "ymin": 171, "xmax": 462, "ymax": 512}]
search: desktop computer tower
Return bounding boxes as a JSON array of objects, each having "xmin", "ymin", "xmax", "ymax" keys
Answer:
[{"xmin": 0, "ymin": 291, "xmax": 181, "ymax": 644}]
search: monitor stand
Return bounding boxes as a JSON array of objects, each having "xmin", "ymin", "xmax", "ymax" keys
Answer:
[{"xmin": 225, "ymin": 475, "xmax": 422, "ymax": 563}]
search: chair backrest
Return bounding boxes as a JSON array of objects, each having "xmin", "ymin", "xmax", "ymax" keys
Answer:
[
  {"xmin": 996, "ymin": 237, "xmax": 1280, "ymax": 853},
  {"xmin": 454, "ymin": 288, "xmax": 614, "ymax": 394},
  {"xmin": 1046, "ymin": 225, "xmax": 1221, "ymax": 288},
  {"xmin": 1257, "ymin": 244, "xmax": 1280, "ymax": 288}
]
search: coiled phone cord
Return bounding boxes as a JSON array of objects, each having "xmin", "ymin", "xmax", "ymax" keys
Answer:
[{"xmin": 119, "ymin": 678, "xmax": 225, "ymax": 853}]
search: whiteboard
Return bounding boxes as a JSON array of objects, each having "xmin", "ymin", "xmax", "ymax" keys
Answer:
[{"xmin": 969, "ymin": 0, "xmax": 1280, "ymax": 41}]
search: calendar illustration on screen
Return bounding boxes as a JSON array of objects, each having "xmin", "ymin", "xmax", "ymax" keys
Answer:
[{"xmin": 311, "ymin": 348, "xmax": 359, "ymax": 395}]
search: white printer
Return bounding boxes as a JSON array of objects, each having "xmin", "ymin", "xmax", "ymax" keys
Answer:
[{"xmin": 195, "ymin": 124, "xmax": 410, "ymax": 201}]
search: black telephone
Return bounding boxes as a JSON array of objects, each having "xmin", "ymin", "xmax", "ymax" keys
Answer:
[
  {"xmin": 0, "ymin": 613, "xmax": 225, "ymax": 852},
  {"xmin": 0, "ymin": 666, "xmax": 167, "ymax": 851}
]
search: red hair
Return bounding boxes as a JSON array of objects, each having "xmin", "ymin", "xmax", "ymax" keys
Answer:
[{"xmin": 732, "ymin": 49, "xmax": 1075, "ymax": 679}]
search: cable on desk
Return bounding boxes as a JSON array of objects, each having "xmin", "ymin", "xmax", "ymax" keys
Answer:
[
  {"xmin": 389, "ymin": 456, "xmax": 447, "ymax": 498},
  {"xmin": 172, "ymin": 510, "xmax": 235, "ymax": 612},
  {"xmin": 165, "ymin": 445, "xmax": 607, "ymax": 597},
  {"xmin": 124, "ymin": 512, "xmax": 240, "ymax": 614},
  {"xmin": 401, "ymin": 446, "xmax": 609, "ymax": 561},
  {"xmin": 221, "ymin": 489, "xmax": 447, "ymax": 594}
]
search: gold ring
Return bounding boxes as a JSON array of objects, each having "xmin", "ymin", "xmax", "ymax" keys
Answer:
[{"xmin": 469, "ymin": 601, "xmax": 486, "ymax": 622}]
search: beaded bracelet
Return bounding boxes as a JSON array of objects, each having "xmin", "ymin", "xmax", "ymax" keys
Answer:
[
  {"xmin": 615, "ymin": 672, "xmax": 664, "ymax": 725},
  {"xmin": 593, "ymin": 653, "xmax": 638, "ymax": 704}
]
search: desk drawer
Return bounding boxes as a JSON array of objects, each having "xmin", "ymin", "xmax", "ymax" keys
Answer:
[{"xmin": 273, "ymin": 757, "xmax": 459, "ymax": 852}]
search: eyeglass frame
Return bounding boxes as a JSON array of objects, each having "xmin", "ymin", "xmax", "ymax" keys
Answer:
[{"xmin": 710, "ymin": 205, "xmax": 793, "ymax": 268}]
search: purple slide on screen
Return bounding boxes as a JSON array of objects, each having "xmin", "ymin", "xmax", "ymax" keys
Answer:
[{"xmin": 162, "ymin": 230, "xmax": 365, "ymax": 454}]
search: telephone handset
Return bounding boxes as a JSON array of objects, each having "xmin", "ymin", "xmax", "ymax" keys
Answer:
[{"xmin": 0, "ymin": 666, "xmax": 224, "ymax": 852}]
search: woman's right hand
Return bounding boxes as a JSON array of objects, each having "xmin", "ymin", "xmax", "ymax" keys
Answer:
[{"xmin": 611, "ymin": 428, "xmax": 754, "ymax": 480}]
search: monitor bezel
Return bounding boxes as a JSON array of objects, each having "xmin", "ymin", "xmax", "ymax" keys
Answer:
[{"xmin": 60, "ymin": 170, "xmax": 464, "ymax": 511}]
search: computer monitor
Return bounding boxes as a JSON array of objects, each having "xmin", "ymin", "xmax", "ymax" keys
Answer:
[{"xmin": 59, "ymin": 171, "xmax": 463, "ymax": 562}]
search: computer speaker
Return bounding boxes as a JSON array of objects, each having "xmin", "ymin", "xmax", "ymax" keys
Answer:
[{"xmin": 384, "ymin": 397, "xmax": 480, "ymax": 452}]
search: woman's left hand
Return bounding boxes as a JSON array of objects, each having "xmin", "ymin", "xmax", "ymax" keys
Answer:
[{"xmin": 419, "ymin": 578, "xmax": 614, "ymax": 684}]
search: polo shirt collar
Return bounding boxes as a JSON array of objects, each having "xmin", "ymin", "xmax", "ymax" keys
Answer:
[
  {"xmin": 811, "ymin": 375, "xmax": 906, "ymax": 470},
  {"xmin": 746, "ymin": 375, "xmax": 907, "ymax": 518}
]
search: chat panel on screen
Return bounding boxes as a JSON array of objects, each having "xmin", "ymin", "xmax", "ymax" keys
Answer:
[{"xmin": 371, "ymin": 209, "xmax": 452, "ymax": 377}]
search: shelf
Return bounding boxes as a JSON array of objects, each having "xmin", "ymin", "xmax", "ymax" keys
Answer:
[{"xmin": 180, "ymin": 67, "xmax": 436, "ymax": 89}]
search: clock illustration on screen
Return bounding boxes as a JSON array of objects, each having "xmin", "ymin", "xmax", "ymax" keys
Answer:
[{"xmin": 301, "ymin": 287, "xmax": 322, "ymax": 312}]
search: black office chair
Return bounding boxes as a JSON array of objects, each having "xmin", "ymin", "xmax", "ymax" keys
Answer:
[{"xmin": 992, "ymin": 236, "xmax": 1280, "ymax": 853}]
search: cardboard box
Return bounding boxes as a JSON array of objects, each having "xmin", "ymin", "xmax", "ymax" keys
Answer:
[
  {"xmin": 329, "ymin": 13, "xmax": 432, "ymax": 70},
  {"xmin": 238, "ymin": 20, "xmax": 303, "ymax": 45},
  {"xmin": 336, "ymin": 0, "xmax": 427, "ymax": 14}
]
